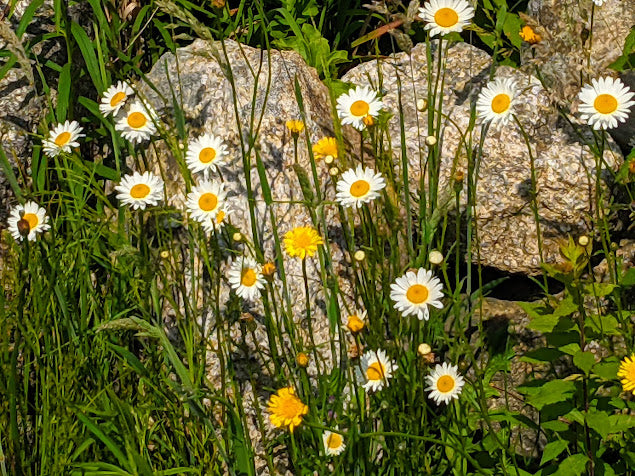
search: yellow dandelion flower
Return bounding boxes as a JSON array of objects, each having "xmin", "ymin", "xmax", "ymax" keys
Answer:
[
  {"xmin": 286, "ymin": 120, "xmax": 305, "ymax": 135},
  {"xmin": 519, "ymin": 25, "xmax": 541, "ymax": 44},
  {"xmin": 296, "ymin": 352, "xmax": 310, "ymax": 368},
  {"xmin": 313, "ymin": 137, "xmax": 338, "ymax": 160},
  {"xmin": 618, "ymin": 354, "xmax": 635, "ymax": 394},
  {"xmin": 268, "ymin": 387, "xmax": 308, "ymax": 432},
  {"xmin": 283, "ymin": 226, "xmax": 324, "ymax": 259}
]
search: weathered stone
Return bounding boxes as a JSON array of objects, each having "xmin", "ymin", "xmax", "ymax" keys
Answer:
[
  {"xmin": 342, "ymin": 41, "xmax": 621, "ymax": 275},
  {"xmin": 525, "ymin": 0, "xmax": 634, "ymax": 104}
]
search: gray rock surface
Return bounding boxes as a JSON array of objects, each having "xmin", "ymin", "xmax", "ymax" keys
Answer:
[
  {"xmin": 525, "ymin": 0, "xmax": 635, "ymax": 103},
  {"xmin": 342, "ymin": 41, "xmax": 621, "ymax": 275}
]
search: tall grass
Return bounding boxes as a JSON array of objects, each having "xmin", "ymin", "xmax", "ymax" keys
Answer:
[{"xmin": 1, "ymin": 0, "xmax": 634, "ymax": 475}]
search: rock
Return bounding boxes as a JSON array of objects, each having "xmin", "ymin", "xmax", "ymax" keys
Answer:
[
  {"xmin": 341, "ymin": 41, "xmax": 621, "ymax": 275},
  {"xmin": 525, "ymin": 0, "xmax": 635, "ymax": 104},
  {"xmin": 138, "ymin": 37, "xmax": 356, "ymax": 365}
]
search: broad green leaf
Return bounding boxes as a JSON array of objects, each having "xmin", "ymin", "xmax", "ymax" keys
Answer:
[
  {"xmin": 586, "ymin": 410, "xmax": 612, "ymax": 439},
  {"xmin": 586, "ymin": 314, "xmax": 621, "ymax": 335},
  {"xmin": 540, "ymin": 439, "xmax": 568, "ymax": 466},
  {"xmin": 573, "ymin": 351, "xmax": 596, "ymax": 375},
  {"xmin": 621, "ymin": 267, "xmax": 635, "ymax": 286},
  {"xmin": 592, "ymin": 360, "xmax": 620, "ymax": 381},
  {"xmin": 542, "ymin": 420, "xmax": 570, "ymax": 432},
  {"xmin": 583, "ymin": 283, "xmax": 617, "ymax": 297},
  {"xmin": 520, "ymin": 348, "xmax": 563, "ymax": 364},
  {"xmin": 554, "ymin": 454, "xmax": 588, "ymax": 476},
  {"xmin": 525, "ymin": 380, "xmax": 576, "ymax": 410}
]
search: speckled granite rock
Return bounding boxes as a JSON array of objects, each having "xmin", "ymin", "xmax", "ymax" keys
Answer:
[
  {"xmin": 342, "ymin": 41, "xmax": 622, "ymax": 275},
  {"xmin": 525, "ymin": 0, "xmax": 635, "ymax": 103}
]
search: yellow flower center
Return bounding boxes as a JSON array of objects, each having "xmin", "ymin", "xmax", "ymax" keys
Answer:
[
  {"xmin": 366, "ymin": 361, "xmax": 386, "ymax": 381},
  {"xmin": 406, "ymin": 284, "xmax": 429, "ymax": 304},
  {"xmin": 241, "ymin": 268, "xmax": 257, "ymax": 286},
  {"xmin": 436, "ymin": 375, "xmax": 456, "ymax": 393},
  {"xmin": 594, "ymin": 94, "xmax": 618, "ymax": 114},
  {"xmin": 198, "ymin": 193, "xmax": 218, "ymax": 212},
  {"xmin": 350, "ymin": 179, "xmax": 371, "ymax": 198},
  {"xmin": 350, "ymin": 100, "xmax": 370, "ymax": 117},
  {"xmin": 199, "ymin": 147, "xmax": 217, "ymax": 163},
  {"xmin": 127, "ymin": 111, "xmax": 147, "ymax": 129},
  {"xmin": 130, "ymin": 184, "xmax": 150, "ymax": 199},
  {"xmin": 216, "ymin": 210, "xmax": 226, "ymax": 224},
  {"xmin": 54, "ymin": 132, "xmax": 71, "ymax": 146},
  {"xmin": 278, "ymin": 395, "xmax": 306, "ymax": 419},
  {"xmin": 434, "ymin": 7, "xmax": 459, "ymax": 28},
  {"xmin": 326, "ymin": 433, "xmax": 343, "ymax": 449},
  {"xmin": 22, "ymin": 213, "xmax": 39, "ymax": 229},
  {"xmin": 491, "ymin": 94, "xmax": 511, "ymax": 114},
  {"xmin": 110, "ymin": 91, "xmax": 126, "ymax": 107}
]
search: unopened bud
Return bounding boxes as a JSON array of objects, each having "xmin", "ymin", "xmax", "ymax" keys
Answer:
[
  {"xmin": 329, "ymin": 167, "xmax": 339, "ymax": 177},
  {"xmin": 296, "ymin": 352, "xmax": 309, "ymax": 368},
  {"xmin": 425, "ymin": 136, "xmax": 437, "ymax": 147},
  {"xmin": 416, "ymin": 99, "xmax": 428, "ymax": 112},
  {"xmin": 17, "ymin": 218, "xmax": 30, "ymax": 237},
  {"xmin": 362, "ymin": 115, "xmax": 374, "ymax": 127},
  {"xmin": 354, "ymin": 250, "xmax": 366, "ymax": 262},
  {"xmin": 578, "ymin": 235, "xmax": 589, "ymax": 247},
  {"xmin": 232, "ymin": 232, "xmax": 242, "ymax": 242},
  {"xmin": 418, "ymin": 343, "xmax": 432, "ymax": 356},
  {"xmin": 429, "ymin": 250, "xmax": 444, "ymax": 265},
  {"xmin": 160, "ymin": 250, "xmax": 170, "ymax": 259},
  {"xmin": 324, "ymin": 155, "xmax": 334, "ymax": 165},
  {"xmin": 346, "ymin": 314, "xmax": 365, "ymax": 333}
]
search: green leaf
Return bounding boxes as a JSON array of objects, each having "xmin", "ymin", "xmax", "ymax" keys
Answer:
[
  {"xmin": 621, "ymin": 267, "xmax": 635, "ymax": 286},
  {"xmin": 554, "ymin": 454, "xmax": 588, "ymax": 476},
  {"xmin": 585, "ymin": 313, "xmax": 621, "ymax": 336},
  {"xmin": 573, "ymin": 351, "xmax": 596, "ymax": 375},
  {"xmin": 608, "ymin": 414, "xmax": 635, "ymax": 434},
  {"xmin": 520, "ymin": 348, "xmax": 563, "ymax": 364},
  {"xmin": 0, "ymin": 146, "xmax": 23, "ymax": 200},
  {"xmin": 542, "ymin": 420, "xmax": 570, "ymax": 432},
  {"xmin": 592, "ymin": 360, "xmax": 620, "ymax": 381},
  {"xmin": 57, "ymin": 62, "xmax": 72, "ymax": 121},
  {"xmin": 586, "ymin": 410, "xmax": 612, "ymax": 439},
  {"xmin": 525, "ymin": 380, "xmax": 576, "ymax": 411},
  {"xmin": 540, "ymin": 439, "xmax": 568, "ymax": 466},
  {"xmin": 502, "ymin": 13, "xmax": 522, "ymax": 49},
  {"xmin": 583, "ymin": 283, "xmax": 617, "ymax": 297},
  {"xmin": 71, "ymin": 21, "xmax": 104, "ymax": 92}
]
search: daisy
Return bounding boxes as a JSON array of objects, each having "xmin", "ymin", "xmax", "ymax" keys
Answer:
[
  {"xmin": 313, "ymin": 137, "xmax": 338, "ymax": 161},
  {"xmin": 201, "ymin": 203, "xmax": 233, "ymax": 233},
  {"xmin": 592, "ymin": 0, "xmax": 606, "ymax": 6},
  {"xmin": 323, "ymin": 429, "xmax": 346, "ymax": 456},
  {"xmin": 115, "ymin": 100, "xmax": 158, "ymax": 144},
  {"xmin": 618, "ymin": 354, "xmax": 635, "ymax": 395},
  {"xmin": 114, "ymin": 171, "xmax": 164, "ymax": 210},
  {"xmin": 42, "ymin": 120, "xmax": 84, "ymax": 157},
  {"xmin": 336, "ymin": 86, "xmax": 383, "ymax": 131},
  {"xmin": 7, "ymin": 201, "xmax": 50, "ymax": 241},
  {"xmin": 185, "ymin": 133, "xmax": 229, "ymax": 177},
  {"xmin": 185, "ymin": 180, "xmax": 227, "ymax": 225},
  {"xmin": 227, "ymin": 256, "xmax": 265, "ymax": 301},
  {"xmin": 475, "ymin": 77, "xmax": 518, "ymax": 128},
  {"xmin": 390, "ymin": 268, "xmax": 444, "ymax": 321},
  {"xmin": 99, "ymin": 81, "xmax": 134, "ymax": 116},
  {"xmin": 359, "ymin": 349, "xmax": 396, "ymax": 392},
  {"xmin": 419, "ymin": 0, "xmax": 475, "ymax": 38},
  {"xmin": 267, "ymin": 387, "xmax": 308, "ymax": 433},
  {"xmin": 283, "ymin": 226, "xmax": 324, "ymax": 259},
  {"xmin": 335, "ymin": 165, "xmax": 386, "ymax": 209},
  {"xmin": 426, "ymin": 362, "xmax": 465, "ymax": 405},
  {"xmin": 578, "ymin": 77, "xmax": 635, "ymax": 130}
]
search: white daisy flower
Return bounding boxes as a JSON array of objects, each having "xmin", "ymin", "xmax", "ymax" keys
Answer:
[
  {"xmin": 185, "ymin": 133, "xmax": 229, "ymax": 177},
  {"xmin": 201, "ymin": 202, "xmax": 234, "ymax": 233},
  {"xmin": 115, "ymin": 101, "xmax": 158, "ymax": 144},
  {"xmin": 426, "ymin": 362, "xmax": 465, "ymax": 405},
  {"xmin": 114, "ymin": 171, "xmax": 164, "ymax": 210},
  {"xmin": 99, "ymin": 81, "xmax": 134, "ymax": 116},
  {"xmin": 475, "ymin": 77, "xmax": 518, "ymax": 128},
  {"xmin": 335, "ymin": 165, "xmax": 386, "ymax": 209},
  {"xmin": 419, "ymin": 0, "xmax": 475, "ymax": 37},
  {"xmin": 358, "ymin": 349, "xmax": 396, "ymax": 393},
  {"xmin": 227, "ymin": 256, "xmax": 265, "ymax": 301},
  {"xmin": 323, "ymin": 429, "xmax": 346, "ymax": 456},
  {"xmin": 42, "ymin": 120, "xmax": 84, "ymax": 158},
  {"xmin": 336, "ymin": 86, "xmax": 383, "ymax": 131},
  {"xmin": 578, "ymin": 76, "xmax": 635, "ymax": 130},
  {"xmin": 592, "ymin": 0, "xmax": 606, "ymax": 6},
  {"xmin": 185, "ymin": 180, "xmax": 227, "ymax": 226},
  {"xmin": 390, "ymin": 268, "xmax": 444, "ymax": 321},
  {"xmin": 7, "ymin": 201, "xmax": 51, "ymax": 241}
]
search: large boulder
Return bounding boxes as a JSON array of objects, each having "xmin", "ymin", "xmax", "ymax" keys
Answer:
[{"xmin": 342, "ymin": 41, "xmax": 621, "ymax": 275}]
